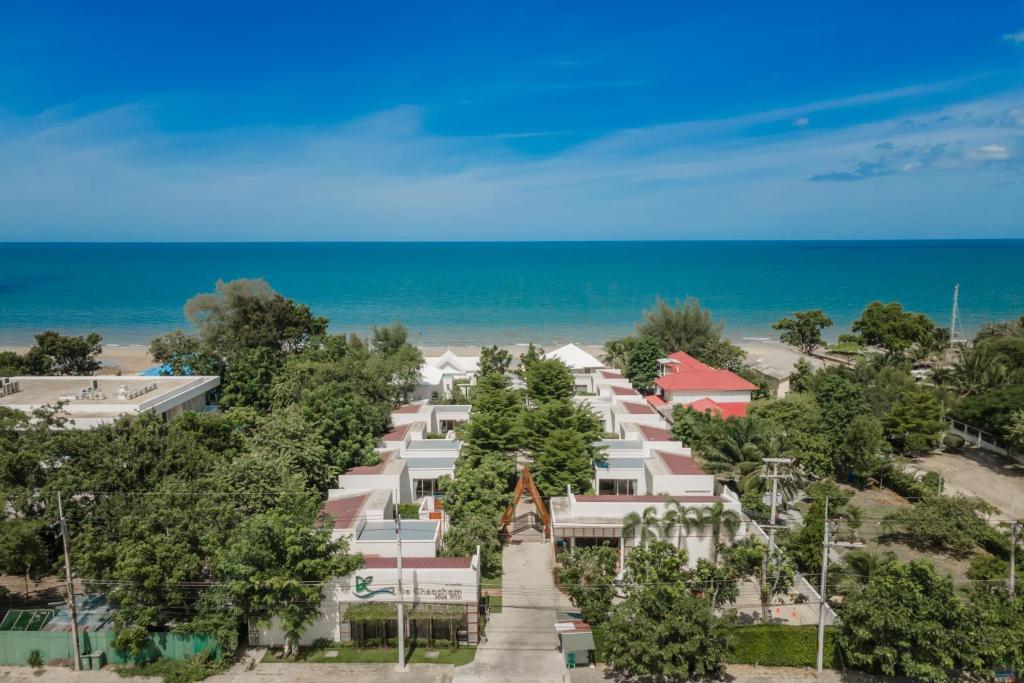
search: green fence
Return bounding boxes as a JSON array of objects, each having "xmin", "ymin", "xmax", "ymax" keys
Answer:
[{"xmin": 0, "ymin": 630, "xmax": 221, "ymax": 666}]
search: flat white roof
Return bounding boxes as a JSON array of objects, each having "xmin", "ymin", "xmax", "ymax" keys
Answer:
[{"xmin": 0, "ymin": 375, "xmax": 219, "ymax": 420}]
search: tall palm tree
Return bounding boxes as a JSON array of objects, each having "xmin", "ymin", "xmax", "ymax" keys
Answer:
[
  {"xmin": 687, "ymin": 502, "xmax": 741, "ymax": 565},
  {"xmin": 951, "ymin": 345, "xmax": 1008, "ymax": 397},
  {"xmin": 600, "ymin": 338, "xmax": 635, "ymax": 370},
  {"xmin": 827, "ymin": 549, "xmax": 896, "ymax": 597},
  {"xmin": 661, "ymin": 500, "xmax": 698, "ymax": 551},
  {"xmin": 622, "ymin": 506, "xmax": 662, "ymax": 548},
  {"xmin": 700, "ymin": 418, "xmax": 802, "ymax": 503}
]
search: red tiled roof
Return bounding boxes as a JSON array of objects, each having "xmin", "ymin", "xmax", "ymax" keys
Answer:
[
  {"xmin": 637, "ymin": 424, "xmax": 672, "ymax": 441},
  {"xmin": 574, "ymin": 494, "xmax": 720, "ymax": 503},
  {"xmin": 684, "ymin": 398, "xmax": 748, "ymax": 418},
  {"xmin": 645, "ymin": 394, "xmax": 668, "ymax": 407},
  {"xmin": 600, "ymin": 370, "xmax": 623, "ymax": 378},
  {"xmin": 361, "ymin": 556, "xmax": 474, "ymax": 569},
  {"xmin": 610, "ymin": 385, "xmax": 639, "ymax": 395},
  {"xmin": 656, "ymin": 450, "xmax": 708, "ymax": 476},
  {"xmin": 381, "ymin": 423, "xmax": 412, "ymax": 441},
  {"xmin": 392, "ymin": 404, "xmax": 424, "ymax": 414},
  {"xmin": 665, "ymin": 351, "xmax": 714, "ymax": 371},
  {"xmin": 622, "ymin": 402, "xmax": 655, "ymax": 415},
  {"xmin": 345, "ymin": 450, "xmax": 397, "ymax": 475},
  {"xmin": 655, "ymin": 369, "xmax": 757, "ymax": 392},
  {"xmin": 321, "ymin": 494, "xmax": 368, "ymax": 529}
]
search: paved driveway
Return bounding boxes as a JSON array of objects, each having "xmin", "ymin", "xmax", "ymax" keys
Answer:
[{"xmin": 453, "ymin": 541, "xmax": 568, "ymax": 683}]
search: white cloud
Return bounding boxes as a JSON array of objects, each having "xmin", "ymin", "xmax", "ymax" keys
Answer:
[
  {"xmin": 0, "ymin": 82, "xmax": 1022, "ymax": 240},
  {"xmin": 970, "ymin": 144, "xmax": 1010, "ymax": 160},
  {"xmin": 792, "ymin": 116, "xmax": 810, "ymax": 127},
  {"xmin": 1004, "ymin": 31, "xmax": 1024, "ymax": 44}
]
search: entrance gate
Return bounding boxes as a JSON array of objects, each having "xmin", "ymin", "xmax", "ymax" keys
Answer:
[{"xmin": 500, "ymin": 467, "xmax": 551, "ymax": 541}]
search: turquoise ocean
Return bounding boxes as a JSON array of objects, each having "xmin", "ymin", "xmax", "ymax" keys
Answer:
[{"xmin": 0, "ymin": 241, "xmax": 1022, "ymax": 346}]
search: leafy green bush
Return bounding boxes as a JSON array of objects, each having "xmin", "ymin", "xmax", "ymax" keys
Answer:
[
  {"xmin": 397, "ymin": 503, "xmax": 420, "ymax": 519},
  {"xmin": 882, "ymin": 496, "xmax": 996, "ymax": 556},
  {"xmin": 726, "ymin": 625, "xmax": 838, "ymax": 667},
  {"xmin": 942, "ymin": 433, "xmax": 965, "ymax": 450},
  {"xmin": 879, "ymin": 464, "xmax": 931, "ymax": 499},
  {"xmin": 26, "ymin": 649, "xmax": 43, "ymax": 668},
  {"xmin": 117, "ymin": 650, "xmax": 226, "ymax": 683}
]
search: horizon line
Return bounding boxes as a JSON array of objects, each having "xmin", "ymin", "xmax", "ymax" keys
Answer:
[{"xmin": 3, "ymin": 237, "xmax": 1024, "ymax": 245}]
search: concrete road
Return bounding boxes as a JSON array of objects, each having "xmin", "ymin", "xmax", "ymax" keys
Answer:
[{"xmin": 453, "ymin": 541, "xmax": 568, "ymax": 683}]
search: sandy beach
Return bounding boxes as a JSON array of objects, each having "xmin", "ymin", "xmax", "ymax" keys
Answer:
[{"xmin": 1, "ymin": 338, "xmax": 813, "ymax": 379}]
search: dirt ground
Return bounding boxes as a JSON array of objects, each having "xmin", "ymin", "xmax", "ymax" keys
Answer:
[
  {"xmin": 846, "ymin": 487, "xmax": 975, "ymax": 583},
  {"xmin": 907, "ymin": 447, "xmax": 1024, "ymax": 518}
]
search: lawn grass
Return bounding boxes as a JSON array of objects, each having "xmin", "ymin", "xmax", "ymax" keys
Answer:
[
  {"xmin": 482, "ymin": 571, "xmax": 502, "ymax": 614},
  {"xmin": 262, "ymin": 643, "xmax": 476, "ymax": 666}
]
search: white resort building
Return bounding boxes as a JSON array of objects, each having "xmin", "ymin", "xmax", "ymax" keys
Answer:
[{"xmin": 0, "ymin": 375, "xmax": 220, "ymax": 429}]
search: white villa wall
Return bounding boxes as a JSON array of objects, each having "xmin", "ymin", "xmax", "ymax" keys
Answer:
[
  {"xmin": 649, "ymin": 473, "xmax": 716, "ymax": 496},
  {"xmin": 258, "ymin": 564, "xmax": 480, "ymax": 646},
  {"xmin": 352, "ymin": 536, "xmax": 439, "ymax": 557},
  {"xmin": 664, "ymin": 389, "xmax": 752, "ymax": 404}
]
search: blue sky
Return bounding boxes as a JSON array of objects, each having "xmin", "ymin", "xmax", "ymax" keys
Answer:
[{"xmin": 1, "ymin": 1, "xmax": 1023, "ymax": 241}]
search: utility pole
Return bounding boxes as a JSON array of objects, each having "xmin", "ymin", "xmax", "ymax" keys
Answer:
[
  {"xmin": 816, "ymin": 497, "xmax": 863, "ymax": 673},
  {"xmin": 948, "ymin": 283, "xmax": 961, "ymax": 363},
  {"xmin": 1010, "ymin": 520, "xmax": 1018, "ymax": 597},
  {"xmin": 394, "ymin": 500, "xmax": 406, "ymax": 670},
  {"xmin": 816, "ymin": 497, "xmax": 830, "ymax": 674},
  {"xmin": 56, "ymin": 492, "xmax": 82, "ymax": 672},
  {"xmin": 759, "ymin": 458, "xmax": 792, "ymax": 622}
]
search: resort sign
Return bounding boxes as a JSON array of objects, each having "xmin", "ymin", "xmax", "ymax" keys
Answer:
[{"xmin": 353, "ymin": 576, "xmax": 395, "ymax": 600}]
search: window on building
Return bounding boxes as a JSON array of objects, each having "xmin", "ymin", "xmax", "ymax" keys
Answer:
[
  {"xmin": 439, "ymin": 419, "xmax": 465, "ymax": 433},
  {"xmin": 597, "ymin": 479, "xmax": 636, "ymax": 496},
  {"xmin": 414, "ymin": 478, "xmax": 438, "ymax": 499}
]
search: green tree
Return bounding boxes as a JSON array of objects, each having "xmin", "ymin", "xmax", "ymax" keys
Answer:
[
  {"xmin": 458, "ymin": 375, "xmax": 524, "ymax": 456},
  {"xmin": 370, "ymin": 321, "xmax": 409, "ymax": 355},
  {"xmin": 669, "ymin": 405, "xmax": 717, "ymax": 448},
  {"xmin": 532, "ymin": 428, "xmax": 594, "ymax": 496},
  {"xmin": 837, "ymin": 414, "xmax": 885, "ymax": 483},
  {"xmin": 827, "ymin": 549, "xmax": 896, "ymax": 598},
  {"xmin": 852, "ymin": 301, "xmax": 936, "ymax": 354},
  {"xmin": 556, "ymin": 546, "xmax": 618, "ymax": 624},
  {"xmin": 622, "ymin": 506, "xmax": 664, "ymax": 548},
  {"xmin": 525, "ymin": 358, "xmax": 573, "ymax": 404},
  {"xmin": 438, "ymin": 457, "xmax": 515, "ymax": 525},
  {"xmin": 516, "ymin": 343, "xmax": 544, "ymax": 377},
  {"xmin": 600, "ymin": 336, "xmax": 636, "ymax": 370},
  {"xmin": 747, "ymin": 393, "xmax": 831, "ymax": 477},
  {"xmin": 954, "ymin": 385, "xmax": 1024, "ymax": 441},
  {"xmin": 219, "ymin": 496, "xmax": 361, "ymax": 657},
  {"xmin": 0, "ymin": 518, "xmax": 51, "ymax": 597},
  {"xmin": 790, "ymin": 357, "xmax": 814, "ymax": 392},
  {"xmin": 962, "ymin": 588, "xmax": 1024, "ymax": 676},
  {"xmin": 441, "ymin": 511, "xmax": 502, "ymax": 576},
  {"xmin": 784, "ymin": 480, "xmax": 861, "ymax": 575},
  {"xmin": 478, "ymin": 345, "xmax": 513, "ymax": 376},
  {"xmin": 837, "ymin": 560, "xmax": 966, "ymax": 682},
  {"xmin": 623, "ymin": 334, "xmax": 661, "ymax": 393},
  {"xmin": 637, "ymin": 297, "xmax": 743, "ymax": 370},
  {"xmin": 883, "ymin": 390, "xmax": 944, "ymax": 454},
  {"xmin": 219, "ymin": 347, "xmax": 282, "ymax": 412},
  {"xmin": 603, "ymin": 541, "xmax": 729, "ymax": 680},
  {"xmin": 185, "ymin": 278, "xmax": 328, "ymax": 358},
  {"xmin": 3, "ymin": 331, "xmax": 104, "ymax": 375},
  {"xmin": 686, "ymin": 502, "xmax": 741, "ymax": 565},
  {"xmin": 773, "ymin": 309, "xmax": 833, "ymax": 353},
  {"xmin": 520, "ymin": 399, "xmax": 604, "ymax": 456},
  {"xmin": 808, "ymin": 368, "xmax": 872, "ymax": 451},
  {"xmin": 882, "ymin": 495, "xmax": 996, "ymax": 556},
  {"xmin": 148, "ymin": 330, "xmax": 222, "ymax": 376},
  {"xmin": 1009, "ymin": 409, "xmax": 1024, "ymax": 450}
]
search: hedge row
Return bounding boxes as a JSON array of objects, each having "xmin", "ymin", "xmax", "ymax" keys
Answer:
[
  {"xmin": 726, "ymin": 625, "xmax": 839, "ymax": 668},
  {"xmin": 879, "ymin": 463, "xmax": 933, "ymax": 500}
]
